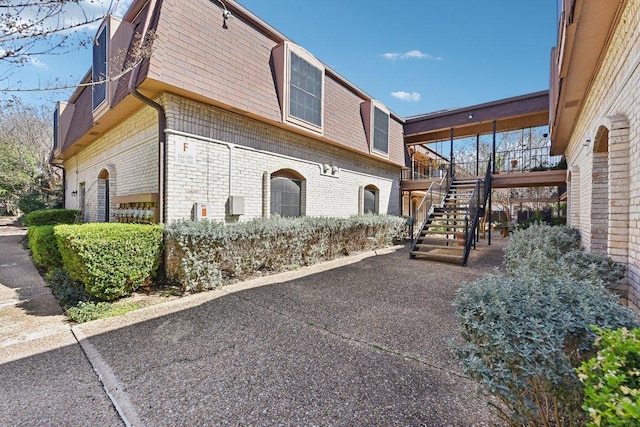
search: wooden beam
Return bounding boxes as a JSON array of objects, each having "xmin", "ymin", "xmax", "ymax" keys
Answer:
[{"xmin": 491, "ymin": 170, "xmax": 566, "ymax": 188}]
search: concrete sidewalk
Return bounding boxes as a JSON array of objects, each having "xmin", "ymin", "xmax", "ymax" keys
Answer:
[
  {"xmin": 0, "ymin": 216, "xmax": 508, "ymax": 426},
  {"xmin": 0, "ymin": 218, "xmax": 122, "ymax": 426}
]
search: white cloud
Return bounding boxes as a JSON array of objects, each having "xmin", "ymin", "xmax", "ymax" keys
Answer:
[
  {"xmin": 27, "ymin": 57, "xmax": 48, "ymax": 69},
  {"xmin": 382, "ymin": 50, "xmax": 443, "ymax": 61},
  {"xmin": 391, "ymin": 91, "xmax": 421, "ymax": 102},
  {"xmin": 1, "ymin": 0, "xmax": 134, "ymax": 36}
]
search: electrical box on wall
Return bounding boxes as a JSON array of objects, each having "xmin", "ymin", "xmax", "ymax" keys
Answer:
[
  {"xmin": 228, "ymin": 196, "xmax": 244, "ymax": 215},
  {"xmin": 193, "ymin": 203, "xmax": 209, "ymax": 221}
]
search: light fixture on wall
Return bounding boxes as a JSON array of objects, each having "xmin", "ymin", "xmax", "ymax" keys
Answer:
[
  {"xmin": 71, "ymin": 191, "xmax": 78, "ymax": 197},
  {"xmin": 218, "ymin": 0, "xmax": 233, "ymax": 21},
  {"xmin": 468, "ymin": 113, "xmax": 474, "ymax": 120},
  {"xmin": 584, "ymin": 138, "xmax": 592, "ymax": 147}
]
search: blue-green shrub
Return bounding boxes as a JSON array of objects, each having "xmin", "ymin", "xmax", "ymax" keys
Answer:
[
  {"xmin": 504, "ymin": 222, "xmax": 581, "ymax": 271},
  {"xmin": 55, "ymin": 223, "xmax": 163, "ymax": 301},
  {"xmin": 577, "ymin": 327, "xmax": 640, "ymax": 426},
  {"xmin": 165, "ymin": 215, "xmax": 405, "ymax": 293},
  {"xmin": 27, "ymin": 225, "xmax": 62, "ymax": 270},
  {"xmin": 22, "ymin": 209, "xmax": 79, "ymax": 226},
  {"xmin": 453, "ymin": 223, "xmax": 639, "ymax": 426},
  {"xmin": 506, "ymin": 222, "xmax": 626, "ymax": 292}
]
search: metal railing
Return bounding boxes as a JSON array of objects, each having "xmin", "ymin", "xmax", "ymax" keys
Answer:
[
  {"xmin": 462, "ymin": 158, "xmax": 492, "ymax": 265},
  {"xmin": 408, "ymin": 159, "xmax": 454, "ymax": 243},
  {"xmin": 402, "ymin": 158, "xmax": 449, "ymax": 181},
  {"xmin": 495, "ymin": 146, "xmax": 563, "ymax": 173},
  {"xmin": 452, "ymin": 147, "xmax": 564, "ymax": 178}
]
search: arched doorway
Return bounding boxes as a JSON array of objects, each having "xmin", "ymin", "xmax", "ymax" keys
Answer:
[
  {"xmin": 98, "ymin": 169, "xmax": 110, "ymax": 222},
  {"xmin": 590, "ymin": 126, "xmax": 609, "ymax": 254}
]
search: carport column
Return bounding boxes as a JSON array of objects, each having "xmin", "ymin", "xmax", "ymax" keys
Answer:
[
  {"xmin": 488, "ymin": 120, "xmax": 496, "ymax": 246},
  {"xmin": 607, "ymin": 115, "xmax": 630, "ymax": 265},
  {"xmin": 449, "ymin": 128, "xmax": 454, "ymax": 178}
]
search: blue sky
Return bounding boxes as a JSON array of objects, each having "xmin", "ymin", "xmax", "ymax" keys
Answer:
[{"xmin": 2, "ymin": 0, "xmax": 558, "ymax": 117}]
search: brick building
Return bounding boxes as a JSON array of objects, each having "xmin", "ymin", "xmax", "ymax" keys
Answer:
[
  {"xmin": 550, "ymin": 0, "xmax": 640, "ymax": 309},
  {"xmin": 51, "ymin": 0, "xmax": 404, "ymax": 224}
]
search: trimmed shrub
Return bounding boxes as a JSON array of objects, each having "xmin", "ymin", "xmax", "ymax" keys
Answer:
[
  {"xmin": 453, "ymin": 269, "xmax": 639, "ymax": 426},
  {"xmin": 22, "ymin": 209, "xmax": 79, "ymax": 226},
  {"xmin": 506, "ymin": 222, "xmax": 626, "ymax": 291},
  {"xmin": 504, "ymin": 222, "xmax": 581, "ymax": 271},
  {"xmin": 577, "ymin": 327, "xmax": 640, "ymax": 426},
  {"xmin": 27, "ymin": 225, "xmax": 62, "ymax": 270},
  {"xmin": 55, "ymin": 223, "xmax": 163, "ymax": 301},
  {"xmin": 165, "ymin": 215, "xmax": 405, "ymax": 293},
  {"xmin": 453, "ymin": 223, "xmax": 639, "ymax": 426}
]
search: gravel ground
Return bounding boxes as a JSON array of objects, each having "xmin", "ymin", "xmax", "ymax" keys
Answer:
[{"xmin": 77, "ymin": 239, "xmax": 508, "ymax": 426}]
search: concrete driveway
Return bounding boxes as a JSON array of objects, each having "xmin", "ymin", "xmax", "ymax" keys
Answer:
[{"xmin": 1, "ymin": 215, "xmax": 506, "ymax": 426}]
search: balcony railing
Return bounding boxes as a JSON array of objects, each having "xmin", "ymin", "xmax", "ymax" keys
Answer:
[
  {"xmin": 402, "ymin": 158, "xmax": 449, "ymax": 181},
  {"xmin": 453, "ymin": 147, "xmax": 564, "ymax": 177}
]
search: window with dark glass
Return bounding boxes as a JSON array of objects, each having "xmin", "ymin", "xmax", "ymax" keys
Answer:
[
  {"xmin": 373, "ymin": 106, "xmax": 389, "ymax": 154},
  {"xmin": 53, "ymin": 107, "xmax": 59, "ymax": 149},
  {"xmin": 289, "ymin": 52, "xmax": 322, "ymax": 127},
  {"xmin": 364, "ymin": 187, "xmax": 378, "ymax": 214},
  {"xmin": 92, "ymin": 26, "xmax": 108, "ymax": 110},
  {"xmin": 271, "ymin": 176, "xmax": 301, "ymax": 217}
]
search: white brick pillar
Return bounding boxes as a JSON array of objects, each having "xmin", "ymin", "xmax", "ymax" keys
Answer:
[
  {"xmin": 568, "ymin": 167, "xmax": 580, "ymax": 229},
  {"xmin": 607, "ymin": 115, "xmax": 630, "ymax": 264}
]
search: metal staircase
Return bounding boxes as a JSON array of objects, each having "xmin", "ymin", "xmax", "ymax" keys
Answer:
[{"xmin": 410, "ymin": 159, "xmax": 491, "ymax": 266}]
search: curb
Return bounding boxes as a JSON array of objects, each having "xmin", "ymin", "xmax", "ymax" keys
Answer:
[{"xmin": 72, "ymin": 243, "xmax": 405, "ymax": 427}]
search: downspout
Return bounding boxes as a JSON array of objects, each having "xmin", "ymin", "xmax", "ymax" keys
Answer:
[{"xmin": 128, "ymin": 0, "xmax": 166, "ymax": 223}]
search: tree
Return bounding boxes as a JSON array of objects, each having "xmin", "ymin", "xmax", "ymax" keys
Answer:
[
  {"xmin": 0, "ymin": 98, "xmax": 60, "ymax": 214},
  {"xmin": 0, "ymin": 1, "xmax": 127, "ymax": 67}
]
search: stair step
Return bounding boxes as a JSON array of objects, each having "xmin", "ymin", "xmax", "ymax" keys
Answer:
[
  {"xmin": 415, "ymin": 243, "xmax": 464, "ymax": 251},
  {"xmin": 410, "ymin": 250, "xmax": 464, "ymax": 264},
  {"xmin": 422, "ymin": 229, "xmax": 466, "ymax": 235},
  {"xmin": 418, "ymin": 237, "xmax": 465, "ymax": 245}
]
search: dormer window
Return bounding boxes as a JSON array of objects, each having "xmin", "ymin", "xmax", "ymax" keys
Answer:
[
  {"xmin": 361, "ymin": 100, "xmax": 390, "ymax": 156},
  {"xmin": 273, "ymin": 42, "xmax": 325, "ymax": 133},
  {"xmin": 53, "ymin": 106, "xmax": 59, "ymax": 150},
  {"xmin": 92, "ymin": 25, "xmax": 108, "ymax": 110}
]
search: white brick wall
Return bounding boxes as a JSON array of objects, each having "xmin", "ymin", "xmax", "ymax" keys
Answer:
[
  {"xmin": 63, "ymin": 107, "xmax": 159, "ymax": 222},
  {"xmin": 564, "ymin": 2, "xmax": 640, "ymax": 309},
  {"xmin": 163, "ymin": 95, "xmax": 400, "ymax": 222}
]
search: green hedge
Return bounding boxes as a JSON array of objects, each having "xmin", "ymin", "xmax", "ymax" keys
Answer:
[
  {"xmin": 27, "ymin": 225, "xmax": 62, "ymax": 270},
  {"xmin": 22, "ymin": 209, "xmax": 79, "ymax": 226},
  {"xmin": 55, "ymin": 223, "xmax": 163, "ymax": 301},
  {"xmin": 165, "ymin": 215, "xmax": 405, "ymax": 293},
  {"xmin": 577, "ymin": 327, "xmax": 640, "ymax": 426}
]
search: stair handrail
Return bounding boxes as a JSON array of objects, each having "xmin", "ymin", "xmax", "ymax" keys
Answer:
[
  {"xmin": 409, "ymin": 159, "xmax": 453, "ymax": 245},
  {"xmin": 462, "ymin": 158, "xmax": 492, "ymax": 265}
]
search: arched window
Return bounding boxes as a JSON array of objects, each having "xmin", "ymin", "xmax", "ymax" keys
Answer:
[
  {"xmin": 270, "ymin": 169, "xmax": 305, "ymax": 217},
  {"xmin": 98, "ymin": 169, "xmax": 110, "ymax": 222},
  {"xmin": 363, "ymin": 185, "xmax": 379, "ymax": 214}
]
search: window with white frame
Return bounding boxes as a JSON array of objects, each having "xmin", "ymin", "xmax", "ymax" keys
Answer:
[
  {"xmin": 372, "ymin": 106, "xmax": 389, "ymax": 154},
  {"xmin": 289, "ymin": 52, "xmax": 322, "ymax": 127},
  {"xmin": 273, "ymin": 42, "xmax": 325, "ymax": 133},
  {"xmin": 363, "ymin": 185, "xmax": 379, "ymax": 214},
  {"xmin": 270, "ymin": 170, "xmax": 304, "ymax": 217},
  {"xmin": 361, "ymin": 100, "xmax": 390, "ymax": 157},
  {"xmin": 92, "ymin": 25, "xmax": 108, "ymax": 110}
]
